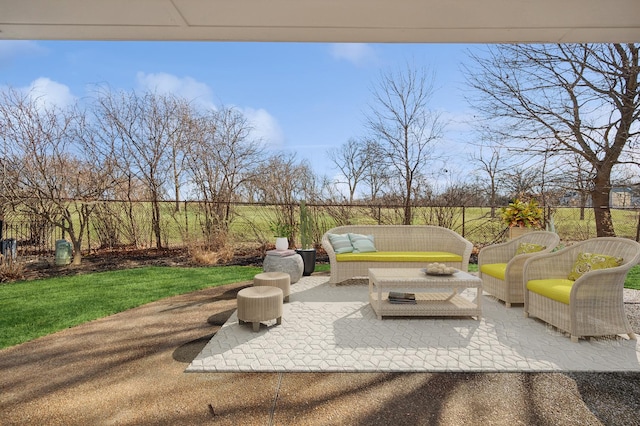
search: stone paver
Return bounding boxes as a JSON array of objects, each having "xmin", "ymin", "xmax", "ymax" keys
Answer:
[{"xmin": 187, "ymin": 276, "xmax": 640, "ymax": 373}]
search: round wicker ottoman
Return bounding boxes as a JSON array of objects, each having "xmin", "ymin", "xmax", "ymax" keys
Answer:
[
  {"xmin": 253, "ymin": 272, "xmax": 291, "ymax": 302},
  {"xmin": 237, "ymin": 286, "xmax": 283, "ymax": 332}
]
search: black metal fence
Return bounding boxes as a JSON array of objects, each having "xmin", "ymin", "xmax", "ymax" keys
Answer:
[
  {"xmin": 1, "ymin": 218, "xmax": 61, "ymax": 258},
  {"xmin": 1, "ymin": 202, "xmax": 639, "ymax": 258}
]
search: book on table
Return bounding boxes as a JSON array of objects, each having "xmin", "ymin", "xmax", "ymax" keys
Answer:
[{"xmin": 388, "ymin": 291, "xmax": 417, "ymax": 304}]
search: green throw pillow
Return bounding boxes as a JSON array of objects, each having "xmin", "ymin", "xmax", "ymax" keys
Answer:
[
  {"xmin": 567, "ymin": 252, "xmax": 624, "ymax": 281},
  {"xmin": 515, "ymin": 243, "xmax": 545, "ymax": 255},
  {"xmin": 348, "ymin": 233, "xmax": 377, "ymax": 253},
  {"xmin": 327, "ymin": 233, "xmax": 353, "ymax": 254}
]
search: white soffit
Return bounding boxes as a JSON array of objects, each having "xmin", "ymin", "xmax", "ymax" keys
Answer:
[{"xmin": 0, "ymin": 0, "xmax": 639, "ymax": 43}]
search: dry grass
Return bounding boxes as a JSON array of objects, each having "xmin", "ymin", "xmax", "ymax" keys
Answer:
[
  {"xmin": 0, "ymin": 257, "xmax": 25, "ymax": 283},
  {"xmin": 190, "ymin": 245, "xmax": 235, "ymax": 265}
]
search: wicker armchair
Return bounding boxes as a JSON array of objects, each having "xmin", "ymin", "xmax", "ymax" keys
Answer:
[
  {"xmin": 478, "ymin": 231, "xmax": 560, "ymax": 307},
  {"xmin": 523, "ymin": 237, "xmax": 640, "ymax": 342}
]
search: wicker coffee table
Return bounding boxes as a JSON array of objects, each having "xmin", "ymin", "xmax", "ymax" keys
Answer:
[{"xmin": 368, "ymin": 268, "xmax": 482, "ymax": 320}]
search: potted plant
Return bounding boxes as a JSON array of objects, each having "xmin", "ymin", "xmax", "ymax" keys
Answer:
[
  {"xmin": 501, "ymin": 198, "xmax": 544, "ymax": 239},
  {"xmin": 295, "ymin": 200, "xmax": 316, "ymax": 276},
  {"xmin": 270, "ymin": 222, "xmax": 294, "ymax": 251}
]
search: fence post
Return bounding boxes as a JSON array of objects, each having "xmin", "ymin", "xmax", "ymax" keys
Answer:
[{"xmin": 184, "ymin": 200, "xmax": 189, "ymax": 243}]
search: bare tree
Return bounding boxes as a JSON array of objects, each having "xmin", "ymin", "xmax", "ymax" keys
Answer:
[
  {"xmin": 498, "ymin": 165, "xmax": 542, "ymax": 201},
  {"xmin": 470, "ymin": 142, "xmax": 506, "ymax": 217},
  {"xmin": 186, "ymin": 106, "xmax": 264, "ymax": 249},
  {"xmin": 328, "ymin": 137, "xmax": 374, "ymax": 203},
  {"xmin": 169, "ymin": 102, "xmax": 192, "ymax": 213},
  {"xmin": 251, "ymin": 153, "xmax": 313, "ymax": 247},
  {"xmin": 93, "ymin": 89, "xmax": 190, "ymax": 249},
  {"xmin": 361, "ymin": 139, "xmax": 390, "ymax": 202},
  {"xmin": 465, "ymin": 43, "xmax": 640, "ymax": 237},
  {"xmin": 551, "ymin": 153, "xmax": 596, "ymax": 219},
  {"xmin": 366, "ymin": 64, "xmax": 445, "ymax": 225},
  {"xmin": 0, "ymin": 88, "xmax": 114, "ymax": 264}
]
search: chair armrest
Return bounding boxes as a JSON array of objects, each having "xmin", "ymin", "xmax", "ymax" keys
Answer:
[
  {"xmin": 478, "ymin": 240, "xmax": 517, "ymax": 265},
  {"xmin": 505, "ymin": 252, "xmax": 542, "ymax": 281},
  {"xmin": 523, "ymin": 250, "xmax": 575, "ymax": 282},
  {"xmin": 567, "ymin": 265, "xmax": 632, "ymax": 305}
]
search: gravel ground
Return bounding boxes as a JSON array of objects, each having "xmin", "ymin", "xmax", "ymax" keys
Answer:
[{"xmin": 1, "ymin": 278, "xmax": 640, "ymax": 425}]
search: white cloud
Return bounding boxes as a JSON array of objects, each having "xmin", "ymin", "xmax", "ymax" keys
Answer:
[
  {"xmin": 135, "ymin": 71, "xmax": 215, "ymax": 110},
  {"xmin": 242, "ymin": 107, "xmax": 284, "ymax": 147},
  {"xmin": 134, "ymin": 72, "xmax": 283, "ymax": 146},
  {"xmin": 0, "ymin": 40, "xmax": 45, "ymax": 64},
  {"xmin": 329, "ymin": 43, "xmax": 376, "ymax": 66},
  {"xmin": 22, "ymin": 77, "xmax": 76, "ymax": 109}
]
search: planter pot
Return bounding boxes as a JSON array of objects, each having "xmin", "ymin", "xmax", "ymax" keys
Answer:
[
  {"xmin": 295, "ymin": 249, "xmax": 316, "ymax": 276},
  {"xmin": 275, "ymin": 237, "xmax": 289, "ymax": 251},
  {"xmin": 509, "ymin": 226, "xmax": 532, "ymax": 239}
]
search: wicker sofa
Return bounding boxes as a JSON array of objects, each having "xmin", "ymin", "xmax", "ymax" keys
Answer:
[
  {"xmin": 321, "ymin": 225, "xmax": 473, "ymax": 284},
  {"xmin": 523, "ymin": 237, "xmax": 640, "ymax": 342},
  {"xmin": 478, "ymin": 231, "xmax": 560, "ymax": 307}
]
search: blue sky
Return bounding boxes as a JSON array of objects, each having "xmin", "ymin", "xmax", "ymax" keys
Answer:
[{"xmin": 0, "ymin": 40, "xmax": 477, "ymax": 180}]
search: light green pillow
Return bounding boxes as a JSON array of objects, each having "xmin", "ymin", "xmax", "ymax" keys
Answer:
[
  {"xmin": 327, "ymin": 233, "xmax": 353, "ymax": 254},
  {"xmin": 348, "ymin": 233, "xmax": 377, "ymax": 253},
  {"xmin": 515, "ymin": 243, "xmax": 545, "ymax": 255},
  {"xmin": 568, "ymin": 252, "xmax": 623, "ymax": 281}
]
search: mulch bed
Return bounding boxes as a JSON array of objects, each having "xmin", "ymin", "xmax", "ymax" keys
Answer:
[{"xmin": 18, "ymin": 247, "xmax": 330, "ymax": 281}]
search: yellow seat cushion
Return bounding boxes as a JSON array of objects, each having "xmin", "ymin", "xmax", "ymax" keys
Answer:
[
  {"xmin": 335, "ymin": 251, "xmax": 462, "ymax": 263},
  {"xmin": 526, "ymin": 279, "xmax": 574, "ymax": 305},
  {"xmin": 480, "ymin": 263, "xmax": 507, "ymax": 280}
]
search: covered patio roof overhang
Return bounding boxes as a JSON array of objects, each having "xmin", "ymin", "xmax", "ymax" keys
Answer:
[{"xmin": 1, "ymin": 0, "xmax": 639, "ymax": 43}]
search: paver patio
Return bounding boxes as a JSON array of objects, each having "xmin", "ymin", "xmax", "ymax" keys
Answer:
[
  {"xmin": 188, "ymin": 275, "xmax": 640, "ymax": 373},
  {"xmin": 3, "ymin": 276, "xmax": 639, "ymax": 425}
]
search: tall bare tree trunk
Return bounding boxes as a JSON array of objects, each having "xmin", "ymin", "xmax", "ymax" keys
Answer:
[
  {"xmin": 151, "ymin": 196, "xmax": 163, "ymax": 249},
  {"xmin": 592, "ymin": 176, "xmax": 615, "ymax": 237}
]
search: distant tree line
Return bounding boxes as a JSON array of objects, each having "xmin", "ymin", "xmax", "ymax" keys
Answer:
[{"xmin": 1, "ymin": 43, "xmax": 638, "ymax": 264}]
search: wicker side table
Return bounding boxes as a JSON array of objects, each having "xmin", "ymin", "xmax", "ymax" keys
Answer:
[
  {"xmin": 237, "ymin": 286, "xmax": 283, "ymax": 332},
  {"xmin": 253, "ymin": 271, "xmax": 291, "ymax": 302}
]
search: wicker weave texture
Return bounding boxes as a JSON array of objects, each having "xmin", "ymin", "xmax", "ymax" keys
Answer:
[
  {"xmin": 478, "ymin": 231, "xmax": 560, "ymax": 306},
  {"xmin": 254, "ymin": 272, "xmax": 291, "ymax": 302},
  {"xmin": 237, "ymin": 286, "xmax": 283, "ymax": 332},
  {"xmin": 523, "ymin": 237, "xmax": 640, "ymax": 341},
  {"xmin": 321, "ymin": 225, "xmax": 473, "ymax": 284}
]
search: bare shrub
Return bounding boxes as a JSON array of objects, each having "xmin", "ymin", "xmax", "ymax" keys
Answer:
[
  {"xmin": 190, "ymin": 244, "xmax": 235, "ymax": 265},
  {"xmin": 91, "ymin": 202, "xmax": 122, "ymax": 249},
  {"xmin": 0, "ymin": 257, "xmax": 25, "ymax": 283}
]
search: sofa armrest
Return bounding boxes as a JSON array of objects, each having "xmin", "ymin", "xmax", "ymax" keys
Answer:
[{"xmin": 321, "ymin": 233, "xmax": 337, "ymax": 266}]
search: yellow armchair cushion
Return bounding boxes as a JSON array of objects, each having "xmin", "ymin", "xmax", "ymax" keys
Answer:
[
  {"xmin": 526, "ymin": 278, "xmax": 575, "ymax": 305},
  {"xmin": 480, "ymin": 263, "xmax": 507, "ymax": 280},
  {"xmin": 335, "ymin": 251, "xmax": 462, "ymax": 263}
]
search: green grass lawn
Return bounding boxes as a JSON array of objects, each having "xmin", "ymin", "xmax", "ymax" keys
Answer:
[
  {"xmin": 625, "ymin": 265, "xmax": 640, "ymax": 290},
  {"xmin": 0, "ymin": 265, "xmax": 262, "ymax": 349},
  {"xmin": 0, "ymin": 262, "xmax": 636, "ymax": 350}
]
